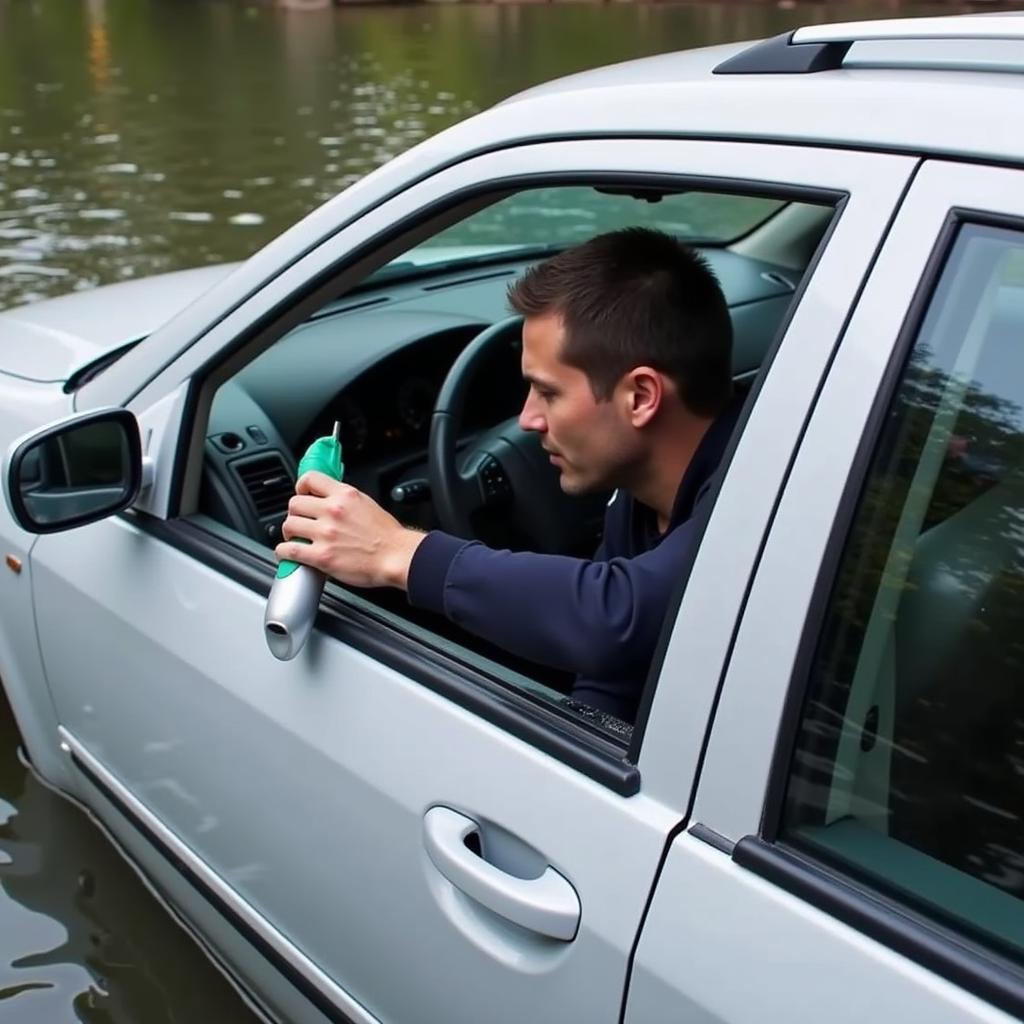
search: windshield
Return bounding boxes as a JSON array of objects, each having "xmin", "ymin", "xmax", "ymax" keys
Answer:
[{"xmin": 367, "ymin": 186, "xmax": 786, "ymax": 286}]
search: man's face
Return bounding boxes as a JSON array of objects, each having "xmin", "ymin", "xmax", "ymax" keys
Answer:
[{"xmin": 518, "ymin": 312, "xmax": 639, "ymax": 495}]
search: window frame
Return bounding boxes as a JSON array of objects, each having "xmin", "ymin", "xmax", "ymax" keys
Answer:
[
  {"xmin": 130, "ymin": 170, "xmax": 840, "ymax": 792},
  {"xmin": 743, "ymin": 209, "xmax": 1024, "ymax": 1018},
  {"xmin": 115, "ymin": 137, "xmax": 914, "ymax": 798}
]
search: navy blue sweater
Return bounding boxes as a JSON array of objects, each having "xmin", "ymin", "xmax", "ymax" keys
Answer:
[{"xmin": 407, "ymin": 402, "xmax": 740, "ymax": 722}]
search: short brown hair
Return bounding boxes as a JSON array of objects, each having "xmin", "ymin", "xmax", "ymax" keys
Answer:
[{"xmin": 507, "ymin": 227, "xmax": 733, "ymax": 417}]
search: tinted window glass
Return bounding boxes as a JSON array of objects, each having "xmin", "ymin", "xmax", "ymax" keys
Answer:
[
  {"xmin": 782, "ymin": 223, "xmax": 1024, "ymax": 963},
  {"xmin": 419, "ymin": 187, "xmax": 786, "ymax": 247},
  {"xmin": 366, "ymin": 188, "xmax": 793, "ymax": 288}
]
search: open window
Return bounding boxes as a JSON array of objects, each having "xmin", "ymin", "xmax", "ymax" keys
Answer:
[{"xmin": 192, "ymin": 179, "xmax": 834, "ymax": 739}]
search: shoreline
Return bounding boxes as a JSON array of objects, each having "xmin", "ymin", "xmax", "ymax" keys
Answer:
[{"xmin": 272, "ymin": 0, "xmax": 1005, "ymax": 7}]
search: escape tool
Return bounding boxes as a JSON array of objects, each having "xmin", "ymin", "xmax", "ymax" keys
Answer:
[{"xmin": 264, "ymin": 422, "xmax": 343, "ymax": 660}]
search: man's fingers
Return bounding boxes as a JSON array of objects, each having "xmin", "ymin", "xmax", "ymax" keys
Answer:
[
  {"xmin": 280, "ymin": 514, "xmax": 316, "ymax": 543},
  {"xmin": 275, "ymin": 539, "xmax": 319, "ymax": 568},
  {"xmin": 296, "ymin": 470, "xmax": 347, "ymax": 497},
  {"xmin": 286, "ymin": 493, "xmax": 323, "ymax": 519},
  {"xmin": 275, "ymin": 540, "xmax": 299, "ymax": 564}
]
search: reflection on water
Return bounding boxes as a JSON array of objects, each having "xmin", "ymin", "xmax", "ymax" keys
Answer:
[
  {"xmin": 786, "ymin": 227, "xmax": 1024, "ymax": 957},
  {"xmin": 2, "ymin": 0, "xmax": 1022, "ymax": 1020},
  {"xmin": 0, "ymin": 691, "xmax": 262, "ymax": 1023},
  {"xmin": 0, "ymin": 0, "xmax": 1015, "ymax": 311}
]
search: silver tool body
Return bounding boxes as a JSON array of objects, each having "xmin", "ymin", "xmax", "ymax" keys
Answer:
[{"xmin": 263, "ymin": 422, "xmax": 341, "ymax": 660}]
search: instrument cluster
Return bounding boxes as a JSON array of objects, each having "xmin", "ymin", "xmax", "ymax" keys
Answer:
[{"xmin": 299, "ymin": 325, "xmax": 525, "ymax": 467}]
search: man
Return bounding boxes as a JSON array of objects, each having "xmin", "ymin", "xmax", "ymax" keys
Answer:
[{"xmin": 276, "ymin": 227, "xmax": 739, "ymax": 722}]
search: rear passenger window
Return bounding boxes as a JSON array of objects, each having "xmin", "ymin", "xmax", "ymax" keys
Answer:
[{"xmin": 781, "ymin": 223, "xmax": 1024, "ymax": 963}]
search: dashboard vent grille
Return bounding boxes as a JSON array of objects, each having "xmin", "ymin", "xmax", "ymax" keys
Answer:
[{"xmin": 233, "ymin": 453, "xmax": 294, "ymax": 518}]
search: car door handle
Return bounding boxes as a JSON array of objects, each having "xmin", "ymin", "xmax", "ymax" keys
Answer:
[{"xmin": 423, "ymin": 806, "xmax": 580, "ymax": 942}]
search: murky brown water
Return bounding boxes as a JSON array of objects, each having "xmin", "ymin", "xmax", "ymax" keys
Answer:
[{"xmin": 1, "ymin": 0, "xmax": 1019, "ymax": 1019}]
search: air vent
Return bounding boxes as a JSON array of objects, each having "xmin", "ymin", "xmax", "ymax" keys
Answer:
[{"xmin": 233, "ymin": 452, "xmax": 294, "ymax": 518}]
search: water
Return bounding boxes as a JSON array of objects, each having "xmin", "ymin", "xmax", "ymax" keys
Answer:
[
  {"xmin": 1, "ymin": 0, "xmax": 1011, "ymax": 312},
  {"xmin": 0, "ymin": 0, "xmax": 1018, "ymax": 1019},
  {"xmin": 0, "ymin": 697, "xmax": 263, "ymax": 1022}
]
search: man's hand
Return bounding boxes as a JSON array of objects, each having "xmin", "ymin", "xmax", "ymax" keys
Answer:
[{"xmin": 275, "ymin": 471, "xmax": 425, "ymax": 590}]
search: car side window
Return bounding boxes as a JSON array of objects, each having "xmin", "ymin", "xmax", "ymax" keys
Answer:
[
  {"xmin": 781, "ymin": 223, "xmax": 1024, "ymax": 964},
  {"xmin": 206, "ymin": 182, "xmax": 832, "ymax": 741}
]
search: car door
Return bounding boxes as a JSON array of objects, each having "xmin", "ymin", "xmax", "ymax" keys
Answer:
[
  {"xmin": 26, "ymin": 139, "xmax": 914, "ymax": 1024},
  {"xmin": 627, "ymin": 160, "xmax": 1024, "ymax": 1023}
]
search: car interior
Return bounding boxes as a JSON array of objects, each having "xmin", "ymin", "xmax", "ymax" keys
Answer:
[{"xmin": 197, "ymin": 183, "xmax": 836, "ymax": 725}]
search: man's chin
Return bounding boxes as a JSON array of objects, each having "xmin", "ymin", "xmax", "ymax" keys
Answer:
[{"xmin": 558, "ymin": 472, "xmax": 596, "ymax": 496}]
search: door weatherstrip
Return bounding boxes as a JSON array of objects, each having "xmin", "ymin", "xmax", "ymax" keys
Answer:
[{"xmin": 57, "ymin": 726, "xmax": 378, "ymax": 1024}]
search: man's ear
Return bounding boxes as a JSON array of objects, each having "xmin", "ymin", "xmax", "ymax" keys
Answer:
[{"xmin": 623, "ymin": 366, "xmax": 665, "ymax": 428}]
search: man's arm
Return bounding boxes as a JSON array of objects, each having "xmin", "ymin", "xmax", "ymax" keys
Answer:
[
  {"xmin": 276, "ymin": 470, "xmax": 696, "ymax": 680},
  {"xmin": 405, "ymin": 524, "xmax": 696, "ymax": 679}
]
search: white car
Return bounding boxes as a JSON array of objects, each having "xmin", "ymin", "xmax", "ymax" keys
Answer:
[{"xmin": 2, "ymin": 13, "xmax": 1023, "ymax": 1023}]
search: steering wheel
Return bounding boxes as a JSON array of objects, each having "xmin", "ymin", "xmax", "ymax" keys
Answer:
[{"xmin": 428, "ymin": 316, "xmax": 607, "ymax": 553}]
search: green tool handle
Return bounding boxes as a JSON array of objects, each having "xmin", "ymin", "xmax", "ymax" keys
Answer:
[{"xmin": 275, "ymin": 426, "xmax": 344, "ymax": 580}]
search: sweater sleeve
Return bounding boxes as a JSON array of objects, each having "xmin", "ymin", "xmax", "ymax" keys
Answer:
[{"xmin": 406, "ymin": 521, "xmax": 697, "ymax": 679}]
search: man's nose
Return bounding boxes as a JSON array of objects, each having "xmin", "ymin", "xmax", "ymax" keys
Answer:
[{"xmin": 518, "ymin": 393, "xmax": 546, "ymax": 433}]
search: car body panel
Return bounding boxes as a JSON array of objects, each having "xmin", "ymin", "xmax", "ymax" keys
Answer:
[
  {"xmin": 61, "ymin": 726, "xmax": 380, "ymax": 1024},
  {"xmin": 32, "ymin": 514, "xmax": 678, "ymax": 1024},
  {"xmin": 625, "ymin": 834, "xmax": 1016, "ymax": 1023},
  {"xmin": 2, "ymin": 19, "xmax": 1022, "ymax": 1024},
  {"xmin": 65, "ymin": 750, "xmax": 348, "ymax": 1024},
  {"xmin": 0, "ymin": 264, "xmax": 238, "ymax": 382},
  {"xmin": 632, "ymin": 159, "xmax": 1024, "ymax": 1024},
  {"xmin": 22, "ymin": 136, "xmax": 912, "ymax": 1024},
  {"xmin": 0, "ymin": 378, "xmax": 75, "ymax": 788}
]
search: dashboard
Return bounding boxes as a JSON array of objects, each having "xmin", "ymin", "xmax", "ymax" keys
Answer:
[{"xmin": 298, "ymin": 323, "xmax": 525, "ymax": 467}]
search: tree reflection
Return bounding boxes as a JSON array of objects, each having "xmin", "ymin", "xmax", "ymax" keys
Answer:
[{"xmin": 790, "ymin": 321, "xmax": 1024, "ymax": 938}]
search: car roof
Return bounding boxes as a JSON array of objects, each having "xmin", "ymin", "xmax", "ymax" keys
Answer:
[
  {"xmin": 76, "ymin": 14, "xmax": 1024, "ymax": 410},
  {"xmin": 487, "ymin": 18, "xmax": 1024, "ymax": 166}
]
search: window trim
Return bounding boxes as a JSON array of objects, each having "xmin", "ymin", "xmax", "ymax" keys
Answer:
[
  {"xmin": 746, "ymin": 209, "xmax": 1024, "ymax": 1011},
  {"xmin": 153, "ymin": 167, "xmax": 845, "ymax": 784},
  {"xmin": 629, "ymin": 191, "xmax": 846, "ymax": 757}
]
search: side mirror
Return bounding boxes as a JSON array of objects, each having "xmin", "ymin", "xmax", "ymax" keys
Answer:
[{"xmin": 3, "ymin": 408, "xmax": 142, "ymax": 534}]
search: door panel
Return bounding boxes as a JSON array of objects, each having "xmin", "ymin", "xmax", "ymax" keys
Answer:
[
  {"xmin": 696, "ymin": 160, "xmax": 1024, "ymax": 836},
  {"xmin": 31, "ymin": 140, "xmax": 915, "ymax": 1023},
  {"xmin": 626, "ymin": 834, "xmax": 1015, "ymax": 1024},
  {"xmin": 32, "ymin": 516, "xmax": 677, "ymax": 1023},
  {"xmin": 632, "ymin": 162, "xmax": 1024, "ymax": 1023}
]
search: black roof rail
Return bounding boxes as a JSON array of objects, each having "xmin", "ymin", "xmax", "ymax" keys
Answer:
[
  {"xmin": 715, "ymin": 15, "xmax": 1024, "ymax": 74},
  {"xmin": 713, "ymin": 32, "xmax": 852, "ymax": 75}
]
